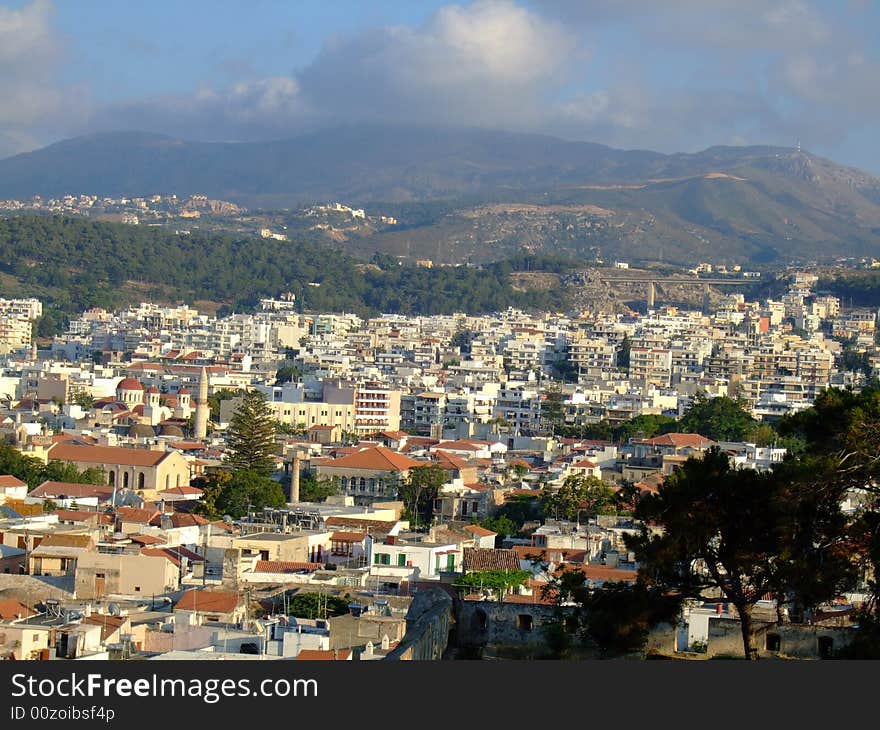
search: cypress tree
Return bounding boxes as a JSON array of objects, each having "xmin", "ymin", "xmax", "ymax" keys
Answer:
[{"xmin": 225, "ymin": 390, "xmax": 277, "ymax": 477}]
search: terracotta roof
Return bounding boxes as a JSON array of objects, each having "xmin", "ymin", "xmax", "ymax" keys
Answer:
[
  {"xmin": 150, "ymin": 512, "xmax": 210, "ymax": 528},
  {"xmin": 0, "ymin": 599, "xmax": 38, "ymax": 620},
  {"xmin": 117, "ymin": 507, "xmax": 161, "ymax": 524},
  {"xmin": 295, "ymin": 649, "xmax": 352, "ymax": 660},
  {"xmin": 83, "ymin": 614, "xmax": 127, "ymax": 641},
  {"xmin": 30, "ymin": 481, "xmax": 114, "ymax": 499},
  {"xmin": 48, "ymin": 443, "xmax": 172, "ymax": 467},
  {"xmin": 431, "ymin": 450, "xmax": 471, "ymax": 470},
  {"xmin": 0, "ymin": 475, "xmax": 26, "ymax": 488},
  {"xmin": 52, "ymin": 509, "xmax": 102, "ymax": 522},
  {"xmin": 572, "ymin": 459, "xmax": 599, "ymax": 469},
  {"xmin": 142, "ymin": 546, "xmax": 205, "ymax": 567},
  {"xmin": 318, "ymin": 446, "xmax": 424, "ymax": 472},
  {"xmin": 638, "ymin": 433, "xmax": 715, "ymax": 448},
  {"xmin": 175, "ymin": 589, "xmax": 240, "ymax": 613},
  {"xmin": 330, "ymin": 531, "xmax": 366, "ymax": 542},
  {"xmin": 253, "ymin": 560, "xmax": 324, "ymax": 573},
  {"xmin": 462, "ymin": 547, "xmax": 520, "ymax": 572},
  {"xmin": 128, "ymin": 534, "xmax": 167, "ymax": 546},
  {"xmin": 512, "ymin": 546, "xmax": 588, "ymax": 564},
  {"xmin": 33, "ymin": 534, "xmax": 92, "ymax": 550},
  {"xmin": 463, "ymin": 525, "xmax": 496, "ymax": 538}
]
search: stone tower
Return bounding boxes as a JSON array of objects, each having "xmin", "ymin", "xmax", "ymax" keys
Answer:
[{"xmin": 194, "ymin": 367, "xmax": 209, "ymax": 440}]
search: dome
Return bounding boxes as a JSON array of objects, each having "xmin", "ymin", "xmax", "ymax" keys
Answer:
[
  {"xmin": 128, "ymin": 423, "xmax": 156, "ymax": 438},
  {"xmin": 178, "ymin": 387, "xmax": 191, "ymax": 395},
  {"xmin": 116, "ymin": 378, "xmax": 144, "ymax": 391},
  {"xmin": 159, "ymin": 424, "xmax": 185, "ymax": 437},
  {"xmin": 146, "ymin": 386, "xmax": 160, "ymax": 394}
]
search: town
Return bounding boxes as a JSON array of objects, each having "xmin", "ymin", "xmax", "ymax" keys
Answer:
[{"xmin": 0, "ymin": 262, "xmax": 875, "ymax": 661}]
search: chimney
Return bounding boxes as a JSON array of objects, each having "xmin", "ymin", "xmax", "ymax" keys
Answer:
[
  {"xmin": 385, "ymin": 535, "xmax": 396, "ymax": 546},
  {"xmin": 291, "ymin": 454, "xmax": 301, "ymax": 503}
]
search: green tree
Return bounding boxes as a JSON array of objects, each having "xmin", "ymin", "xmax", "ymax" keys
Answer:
[
  {"xmin": 41, "ymin": 461, "xmax": 105, "ymax": 486},
  {"xmin": 192, "ymin": 469, "xmax": 286, "ymax": 520},
  {"xmin": 225, "ymin": 390, "xmax": 277, "ymax": 477},
  {"xmin": 541, "ymin": 474, "xmax": 618, "ymax": 521},
  {"xmin": 274, "ymin": 365, "xmax": 301, "ymax": 385},
  {"xmin": 616, "ymin": 334, "xmax": 631, "ymax": 372},
  {"xmin": 297, "ymin": 471, "xmax": 338, "ymax": 503},
  {"xmin": 455, "ymin": 569, "xmax": 531, "ymax": 603},
  {"xmin": 541, "ymin": 382, "xmax": 565, "ymax": 436},
  {"xmin": 398, "ymin": 463, "xmax": 448, "ymax": 528},
  {"xmin": 286, "ymin": 592, "xmax": 350, "ymax": 619},
  {"xmin": 678, "ymin": 392, "xmax": 758, "ymax": 441},
  {"xmin": 626, "ymin": 447, "xmax": 785, "ymax": 659}
]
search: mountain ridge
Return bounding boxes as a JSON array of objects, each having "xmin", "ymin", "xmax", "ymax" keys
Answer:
[{"xmin": 2, "ymin": 125, "xmax": 880, "ymax": 265}]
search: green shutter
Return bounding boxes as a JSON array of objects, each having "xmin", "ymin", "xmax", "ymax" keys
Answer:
[{"xmin": 397, "ymin": 554, "xmax": 406, "ymax": 567}]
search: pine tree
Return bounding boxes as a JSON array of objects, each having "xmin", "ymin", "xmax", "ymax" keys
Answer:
[{"xmin": 225, "ymin": 390, "xmax": 277, "ymax": 477}]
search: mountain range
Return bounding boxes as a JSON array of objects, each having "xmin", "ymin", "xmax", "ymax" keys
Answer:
[{"xmin": 2, "ymin": 126, "xmax": 880, "ymax": 265}]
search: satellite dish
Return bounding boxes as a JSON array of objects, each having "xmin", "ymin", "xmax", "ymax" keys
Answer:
[
  {"xmin": 223, "ymin": 515, "xmax": 233, "ymax": 523},
  {"xmin": 108, "ymin": 603, "xmax": 121, "ymax": 616}
]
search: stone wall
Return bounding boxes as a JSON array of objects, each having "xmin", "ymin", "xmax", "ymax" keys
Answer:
[
  {"xmin": 384, "ymin": 587, "xmax": 453, "ymax": 661},
  {"xmin": 456, "ymin": 600, "xmax": 572, "ymax": 652},
  {"xmin": 704, "ymin": 617, "xmax": 855, "ymax": 659}
]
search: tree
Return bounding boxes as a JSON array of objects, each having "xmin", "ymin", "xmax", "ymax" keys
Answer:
[
  {"xmin": 455, "ymin": 569, "xmax": 531, "ymax": 603},
  {"xmin": 678, "ymin": 392, "xmax": 758, "ymax": 442},
  {"xmin": 616, "ymin": 334, "xmax": 631, "ymax": 372},
  {"xmin": 192, "ymin": 469, "xmax": 286, "ymax": 520},
  {"xmin": 540, "ymin": 382, "xmax": 565, "ymax": 436},
  {"xmin": 297, "ymin": 471, "xmax": 338, "ymax": 503},
  {"xmin": 626, "ymin": 447, "xmax": 785, "ymax": 659},
  {"xmin": 286, "ymin": 591, "xmax": 350, "ymax": 619},
  {"xmin": 541, "ymin": 474, "xmax": 618, "ymax": 521},
  {"xmin": 274, "ymin": 365, "xmax": 301, "ymax": 385},
  {"xmin": 225, "ymin": 390, "xmax": 277, "ymax": 477},
  {"xmin": 398, "ymin": 464, "xmax": 447, "ymax": 528}
]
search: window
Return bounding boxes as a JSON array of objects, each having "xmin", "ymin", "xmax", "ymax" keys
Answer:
[
  {"xmin": 134, "ymin": 586, "xmax": 141, "ymax": 592},
  {"xmin": 516, "ymin": 614, "xmax": 533, "ymax": 631},
  {"xmin": 374, "ymin": 553, "xmax": 390, "ymax": 565},
  {"xmin": 446, "ymin": 554, "xmax": 455, "ymax": 571},
  {"xmin": 397, "ymin": 554, "xmax": 406, "ymax": 567},
  {"xmin": 817, "ymin": 636, "xmax": 834, "ymax": 659},
  {"xmin": 766, "ymin": 633, "xmax": 781, "ymax": 652}
]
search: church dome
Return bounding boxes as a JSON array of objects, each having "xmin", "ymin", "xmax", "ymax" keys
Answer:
[{"xmin": 116, "ymin": 378, "xmax": 144, "ymax": 391}]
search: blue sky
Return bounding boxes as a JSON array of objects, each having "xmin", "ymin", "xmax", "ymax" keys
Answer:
[{"xmin": 1, "ymin": 0, "xmax": 879, "ymax": 173}]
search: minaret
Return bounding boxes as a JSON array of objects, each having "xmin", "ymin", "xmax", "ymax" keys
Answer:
[{"xmin": 195, "ymin": 367, "xmax": 209, "ymax": 440}]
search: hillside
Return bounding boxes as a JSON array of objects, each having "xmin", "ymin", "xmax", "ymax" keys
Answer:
[
  {"xmin": 0, "ymin": 216, "xmax": 572, "ymax": 333},
  {"xmin": 3, "ymin": 126, "xmax": 880, "ymax": 265}
]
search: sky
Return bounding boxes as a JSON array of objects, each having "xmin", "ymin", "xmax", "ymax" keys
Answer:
[{"xmin": 1, "ymin": 0, "xmax": 879, "ymax": 172}]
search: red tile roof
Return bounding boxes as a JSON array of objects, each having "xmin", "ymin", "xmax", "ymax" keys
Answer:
[
  {"xmin": 0, "ymin": 599, "xmax": 37, "ymax": 620},
  {"xmin": 142, "ymin": 546, "xmax": 205, "ymax": 567},
  {"xmin": 175, "ymin": 589, "xmax": 240, "ymax": 613},
  {"xmin": 463, "ymin": 525, "xmax": 497, "ymax": 538},
  {"xmin": 330, "ymin": 531, "xmax": 366, "ymax": 542},
  {"xmin": 318, "ymin": 446, "xmax": 424, "ymax": 472},
  {"xmin": 48, "ymin": 443, "xmax": 172, "ymax": 467},
  {"xmin": 638, "ymin": 433, "xmax": 715, "ymax": 448},
  {"xmin": 295, "ymin": 649, "xmax": 352, "ymax": 660},
  {"xmin": 117, "ymin": 507, "xmax": 161, "ymax": 524},
  {"xmin": 30, "ymin": 481, "xmax": 114, "ymax": 499},
  {"xmin": 0, "ymin": 475, "xmax": 26, "ymax": 488},
  {"xmin": 253, "ymin": 560, "xmax": 324, "ymax": 573},
  {"xmin": 462, "ymin": 547, "xmax": 520, "ymax": 572}
]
